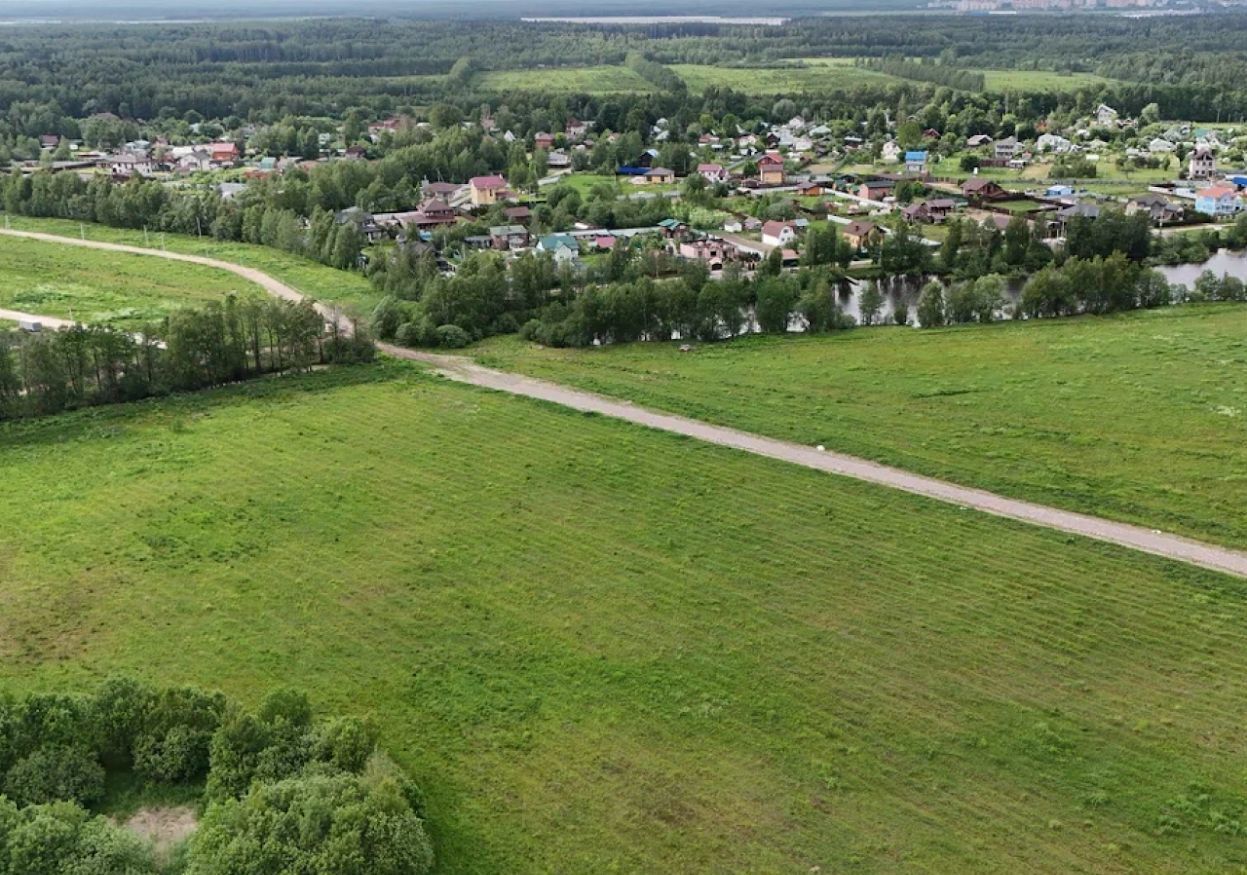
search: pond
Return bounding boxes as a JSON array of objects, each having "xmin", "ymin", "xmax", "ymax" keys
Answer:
[
  {"xmin": 833, "ymin": 248, "xmax": 1247, "ymax": 326},
  {"xmin": 1156, "ymin": 248, "xmax": 1247, "ymax": 288}
]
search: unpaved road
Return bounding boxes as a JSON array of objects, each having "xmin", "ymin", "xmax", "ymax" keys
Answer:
[
  {"xmin": 6, "ymin": 226, "xmax": 1247, "ymax": 580},
  {"xmin": 0, "ymin": 307, "xmax": 77, "ymax": 329}
]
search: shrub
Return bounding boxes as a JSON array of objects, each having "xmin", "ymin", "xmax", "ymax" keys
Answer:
[
  {"xmin": 3, "ymin": 745, "xmax": 105, "ymax": 806},
  {"xmin": 0, "ymin": 799, "xmax": 156, "ymax": 875},
  {"xmin": 434, "ymin": 324, "xmax": 471, "ymax": 348},
  {"xmin": 187, "ymin": 772, "xmax": 434, "ymax": 875},
  {"xmin": 394, "ymin": 321, "xmax": 422, "ymax": 346},
  {"xmin": 133, "ymin": 724, "xmax": 213, "ymax": 784}
]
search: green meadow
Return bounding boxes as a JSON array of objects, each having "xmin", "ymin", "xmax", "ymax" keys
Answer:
[
  {"xmin": 1, "ymin": 216, "xmax": 381, "ymax": 318},
  {"xmin": 673, "ymin": 61, "xmax": 901, "ymax": 94},
  {"xmin": 2, "ymin": 360, "xmax": 1247, "ymax": 873},
  {"xmin": 477, "ymin": 65, "xmax": 656, "ymax": 94},
  {"xmin": 474, "ymin": 305, "xmax": 1247, "ymax": 548},
  {"xmin": 0, "ymin": 234, "xmax": 261, "ymax": 326},
  {"xmin": 974, "ymin": 68, "xmax": 1121, "ymax": 92}
]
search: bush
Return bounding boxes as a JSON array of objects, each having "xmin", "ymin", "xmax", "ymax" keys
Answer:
[
  {"xmin": 0, "ymin": 799, "xmax": 157, "ymax": 875},
  {"xmin": 394, "ymin": 321, "xmax": 422, "ymax": 346},
  {"xmin": 434, "ymin": 324, "xmax": 471, "ymax": 348},
  {"xmin": 187, "ymin": 772, "xmax": 434, "ymax": 875},
  {"xmin": 133, "ymin": 724, "xmax": 212, "ymax": 784},
  {"xmin": 3, "ymin": 745, "xmax": 105, "ymax": 806}
]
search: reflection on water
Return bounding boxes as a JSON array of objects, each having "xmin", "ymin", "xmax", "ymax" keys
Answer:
[{"xmin": 1156, "ymin": 249, "xmax": 1247, "ymax": 288}]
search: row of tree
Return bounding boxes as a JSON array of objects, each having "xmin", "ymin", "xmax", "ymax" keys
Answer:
[{"xmin": 0, "ymin": 296, "xmax": 373, "ymax": 420}]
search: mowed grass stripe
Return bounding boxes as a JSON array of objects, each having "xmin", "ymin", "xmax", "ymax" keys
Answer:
[
  {"xmin": 474, "ymin": 306, "xmax": 1247, "ymax": 549},
  {"xmin": 1, "ymin": 363, "xmax": 1246, "ymax": 872},
  {"xmin": 0, "ymin": 216, "xmax": 381, "ymax": 318},
  {"xmin": 0, "ymin": 234, "xmax": 263, "ymax": 326}
]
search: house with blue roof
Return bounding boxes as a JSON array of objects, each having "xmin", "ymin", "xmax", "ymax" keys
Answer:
[{"xmin": 904, "ymin": 150, "xmax": 928, "ymax": 174}]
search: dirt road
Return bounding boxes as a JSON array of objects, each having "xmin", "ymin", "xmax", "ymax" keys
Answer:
[
  {"xmin": 0, "ymin": 307, "xmax": 77, "ymax": 329},
  {"xmin": 6, "ymin": 226, "xmax": 1247, "ymax": 579}
]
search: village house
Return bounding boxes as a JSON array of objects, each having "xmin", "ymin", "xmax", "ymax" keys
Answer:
[
  {"xmin": 858, "ymin": 179, "xmax": 894, "ymax": 202},
  {"xmin": 900, "ymin": 202, "xmax": 930, "ymax": 223},
  {"xmin": 757, "ymin": 152, "xmax": 785, "ymax": 185},
  {"xmin": 697, "ymin": 163, "xmax": 729, "ymax": 184},
  {"xmin": 1036, "ymin": 133, "xmax": 1073, "ymax": 154},
  {"xmin": 842, "ymin": 220, "xmax": 881, "ymax": 250},
  {"xmin": 677, "ymin": 238, "xmax": 733, "ymax": 270},
  {"xmin": 904, "ymin": 150, "xmax": 929, "ymax": 174},
  {"xmin": 335, "ymin": 207, "xmax": 384, "ymax": 243},
  {"xmin": 966, "ymin": 134, "xmax": 994, "ymax": 149},
  {"xmin": 534, "ymin": 132, "xmax": 555, "ymax": 151},
  {"xmin": 1195, "ymin": 183, "xmax": 1244, "ymax": 218},
  {"xmin": 106, "ymin": 152, "xmax": 156, "ymax": 178},
  {"xmin": 1095, "ymin": 104, "xmax": 1120, "ymax": 127},
  {"xmin": 1050, "ymin": 202, "xmax": 1100, "ymax": 237},
  {"xmin": 404, "ymin": 197, "xmax": 458, "ymax": 229},
  {"xmin": 961, "ymin": 177, "xmax": 1009, "ymax": 203},
  {"xmin": 761, "ymin": 221, "xmax": 797, "ymax": 247},
  {"xmin": 422, "ymin": 180, "xmax": 467, "ymax": 204},
  {"xmin": 537, "ymin": 233, "xmax": 579, "ymax": 264},
  {"xmin": 565, "ymin": 118, "xmax": 591, "ymax": 141},
  {"xmin": 504, "ymin": 205, "xmax": 532, "ymax": 224},
  {"xmin": 881, "ymin": 140, "xmax": 902, "ymax": 163},
  {"xmin": 209, "ymin": 142, "xmax": 240, "ymax": 166},
  {"xmin": 1188, "ymin": 145, "xmax": 1217, "ymax": 180},
  {"xmin": 1125, "ymin": 193, "xmax": 1185, "ymax": 226},
  {"xmin": 994, "ymin": 136, "xmax": 1020, "ymax": 161},
  {"xmin": 644, "ymin": 167, "xmax": 676, "ymax": 185},
  {"xmin": 469, "ymin": 174, "xmax": 509, "ymax": 207},
  {"xmin": 903, "ymin": 198, "xmax": 955, "ymax": 223},
  {"xmin": 488, "ymin": 225, "xmax": 530, "ymax": 250},
  {"xmin": 546, "ymin": 150, "xmax": 571, "ymax": 169},
  {"xmin": 796, "ymin": 181, "xmax": 825, "ymax": 197},
  {"xmin": 657, "ymin": 218, "xmax": 689, "ymax": 238}
]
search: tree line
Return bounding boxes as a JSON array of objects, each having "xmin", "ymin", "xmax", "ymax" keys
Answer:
[{"xmin": 0, "ymin": 296, "xmax": 373, "ymax": 420}]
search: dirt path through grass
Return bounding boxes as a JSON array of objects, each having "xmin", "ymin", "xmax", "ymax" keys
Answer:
[{"xmin": 8, "ymin": 226, "xmax": 1247, "ymax": 579}]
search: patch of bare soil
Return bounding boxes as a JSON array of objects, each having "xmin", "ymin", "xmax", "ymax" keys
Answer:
[{"xmin": 122, "ymin": 805, "xmax": 198, "ymax": 859}]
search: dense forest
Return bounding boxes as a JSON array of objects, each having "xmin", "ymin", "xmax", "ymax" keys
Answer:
[{"xmin": 1, "ymin": 15, "xmax": 1246, "ymax": 122}]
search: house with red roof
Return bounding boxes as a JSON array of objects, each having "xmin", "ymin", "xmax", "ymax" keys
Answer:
[
  {"xmin": 761, "ymin": 221, "xmax": 797, "ymax": 247},
  {"xmin": 757, "ymin": 152, "xmax": 785, "ymax": 185},
  {"xmin": 697, "ymin": 163, "xmax": 729, "ymax": 184},
  {"xmin": 1195, "ymin": 183, "xmax": 1244, "ymax": 218},
  {"xmin": 469, "ymin": 174, "xmax": 510, "ymax": 207}
]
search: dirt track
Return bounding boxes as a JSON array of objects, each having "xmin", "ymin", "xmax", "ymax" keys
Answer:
[{"xmin": 6, "ymin": 226, "xmax": 1247, "ymax": 580}]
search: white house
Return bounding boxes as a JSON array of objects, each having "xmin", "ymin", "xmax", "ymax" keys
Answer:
[
  {"xmin": 761, "ymin": 221, "xmax": 797, "ymax": 247},
  {"xmin": 1036, "ymin": 134, "xmax": 1073, "ymax": 154},
  {"xmin": 1188, "ymin": 145, "xmax": 1217, "ymax": 179},
  {"xmin": 881, "ymin": 140, "xmax": 902, "ymax": 163},
  {"xmin": 697, "ymin": 163, "xmax": 729, "ymax": 183},
  {"xmin": 1095, "ymin": 104, "xmax": 1120, "ymax": 127}
]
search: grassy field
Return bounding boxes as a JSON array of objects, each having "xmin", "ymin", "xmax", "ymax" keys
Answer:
[
  {"xmin": 0, "ymin": 234, "xmax": 262, "ymax": 326},
  {"xmin": 3, "ymin": 360, "xmax": 1247, "ymax": 873},
  {"xmin": 972, "ymin": 69, "xmax": 1119, "ymax": 92},
  {"xmin": 674, "ymin": 61, "xmax": 900, "ymax": 94},
  {"xmin": 477, "ymin": 65, "xmax": 655, "ymax": 94},
  {"xmin": 0, "ymin": 215, "xmax": 381, "ymax": 318},
  {"xmin": 474, "ymin": 305, "xmax": 1247, "ymax": 548}
]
